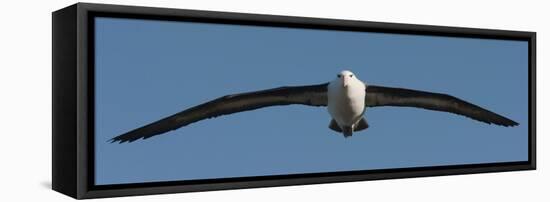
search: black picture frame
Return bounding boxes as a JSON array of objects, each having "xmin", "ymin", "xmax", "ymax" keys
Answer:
[{"xmin": 52, "ymin": 3, "xmax": 536, "ymax": 199}]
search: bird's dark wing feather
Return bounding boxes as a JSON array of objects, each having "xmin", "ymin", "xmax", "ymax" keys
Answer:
[
  {"xmin": 110, "ymin": 83, "xmax": 328, "ymax": 143},
  {"xmin": 365, "ymin": 85, "xmax": 518, "ymax": 126}
]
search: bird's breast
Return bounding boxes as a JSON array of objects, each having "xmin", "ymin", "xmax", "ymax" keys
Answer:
[{"xmin": 327, "ymin": 83, "xmax": 366, "ymax": 126}]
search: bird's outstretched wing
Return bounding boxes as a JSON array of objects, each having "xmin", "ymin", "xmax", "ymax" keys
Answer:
[
  {"xmin": 110, "ymin": 83, "xmax": 328, "ymax": 143},
  {"xmin": 364, "ymin": 85, "xmax": 518, "ymax": 126}
]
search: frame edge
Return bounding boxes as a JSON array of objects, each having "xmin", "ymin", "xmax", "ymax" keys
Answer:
[
  {"xmin": 52, "ymin": 3, "xmax": 78, "ymax": 199},
  {"xmin": 529, "ymin": 32, "xmax": 536, "ymax": 170}
]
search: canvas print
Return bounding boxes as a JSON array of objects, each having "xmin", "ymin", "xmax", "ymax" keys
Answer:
[{"xmin": 94, "ymin": 17, "xmax": 528, "ymax": 186}]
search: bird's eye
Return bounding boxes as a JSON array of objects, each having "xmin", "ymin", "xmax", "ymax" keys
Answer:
[
  {"xmin": 337, "ymin": 74, "xmax": 341, "ymax": 78},
  {"xmin": 350, "ymin": 75, "xmax": 353, "ymax": 77}
]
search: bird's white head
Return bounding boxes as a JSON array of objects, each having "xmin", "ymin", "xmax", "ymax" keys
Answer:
[{"xmin": 335, "ymin": 70, "xmax": 360, "ymax": 88}]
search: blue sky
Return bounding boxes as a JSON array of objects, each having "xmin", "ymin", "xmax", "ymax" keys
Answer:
[{"xmin": 94, "ymin": 17, "xmax": 529, "ymax": 185}]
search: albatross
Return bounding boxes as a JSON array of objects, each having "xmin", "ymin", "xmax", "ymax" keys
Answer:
[{"xmin": 110, "ymin": 70, "xmax": 518, "ymax": 143}]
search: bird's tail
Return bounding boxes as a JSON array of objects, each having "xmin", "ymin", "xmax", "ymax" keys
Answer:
[
  {"xmin": 328, "ymin": 118, "xmax": 369, "ymax": 138},
  {"xmin": 342, "ymin": 127, "xmax": 353, "ymax": 138}
]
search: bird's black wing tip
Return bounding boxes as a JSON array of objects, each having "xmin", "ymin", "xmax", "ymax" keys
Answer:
[
  {"xmin": 108, "ymin": 134, "xmax": 146, "ymax": 144},
  {"xmin": 507, "ymin": 121, "xmax": 520, "ymax": 127},
  {"xmin": 502, "ymin": 116, "xmax": 520, "ymax": 127},
  {"xmin": 108, "ymin": 138, "xmax": 121, "ymax": 144},
  {"xmin": 494, "ymin": 119, "xmax": 519, "ymax": 127},
  {"xmin": 108, "ymin": 137, "xmax": 131, "ymax": 144}
]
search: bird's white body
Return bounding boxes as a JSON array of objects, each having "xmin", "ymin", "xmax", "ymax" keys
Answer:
[{"xmin": 327, "ymin": 70, "xmax": 366, "ymax": 130}]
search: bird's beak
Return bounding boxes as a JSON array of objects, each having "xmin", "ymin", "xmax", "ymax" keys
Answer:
[{"xmin": 342, "ymin": 77, "xmax": 349, "ymax": 88}]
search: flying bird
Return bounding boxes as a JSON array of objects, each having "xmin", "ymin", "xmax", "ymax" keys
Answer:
[{"xmin": 110, "ymin": 70, "xmax": 518, "ymax": 143}]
